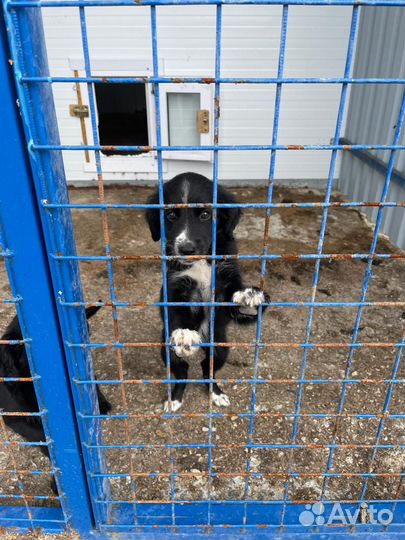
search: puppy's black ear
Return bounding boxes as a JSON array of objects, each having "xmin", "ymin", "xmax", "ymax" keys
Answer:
[
  {"xmin": 217, "ymin": 185, "xmax": 242, "ymax": 240},
  {"xmin": 145, "ymin": 190, "xmax": 161, "ymax": 242}
]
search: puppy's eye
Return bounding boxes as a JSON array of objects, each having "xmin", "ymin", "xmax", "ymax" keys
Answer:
[
  {"xmin": 199, "ymin": 210, "xmax": 211, "ymax": 221},
  {"xmin": 166, "ymin": 210, "xmax": 178, "ymax": 222}
]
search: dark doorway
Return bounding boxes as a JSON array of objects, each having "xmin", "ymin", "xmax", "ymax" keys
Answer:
[{"xmin": 94, "ymin": 83, "xmax": 149, "ymax": 155}]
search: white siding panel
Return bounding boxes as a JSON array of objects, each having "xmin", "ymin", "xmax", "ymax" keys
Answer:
[
  {"xmin": 42, "ymin": 4, "xmax": 352, "ymax": 184},
  {"xmin": 338, "ymin": 7, "xmax": 405, "ymax": 250}
]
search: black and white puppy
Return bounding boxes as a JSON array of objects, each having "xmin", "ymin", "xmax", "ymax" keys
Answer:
[
  {"xmin": 146, "ymin": 172, "xmax": 269, "ymax": 411},
  {"xmin": 0, "ymin": 306, "xmax": 111, "ymax": 461}
]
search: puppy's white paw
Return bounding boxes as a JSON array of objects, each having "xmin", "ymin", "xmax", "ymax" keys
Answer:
[
  {"xmin": 170, "ymin": 329, "xmax": 201, "ymax": 357},
  {"xmin": 232, "ymin": 287, "xmax": 267, "ymax": 315},
  {"xmin": 164, "ymin": 399, "xmax": 182, "ymax": 412},
  {"xmin": 232, "ymin": 287, "xmax": 266, "ymax": 308},
  {"xmin": 212, "ymin": 392, "xmax": 230, "ymax": 407}
]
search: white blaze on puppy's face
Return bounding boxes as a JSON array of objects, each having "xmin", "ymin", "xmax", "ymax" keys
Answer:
[
  {"xmin": 173, "ymin": 179, "xmax": 191, "ymax": 255},
  {"xmin": 181, "ymin": 180, "xmax": 190, "ymax": 203},
  {"xmin": 174, "ymin": 229, "xmax": 190, "ymax": 255}
]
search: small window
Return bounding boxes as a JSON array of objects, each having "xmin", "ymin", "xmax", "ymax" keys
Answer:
[
  {"xmin": 160, "ymin": 83, "xmax": 213, "ymax": 161},
  {"xmin": 94, "ymin": 83, "xmax": 149, "ymax": 156},
  {"xmin": 167, "ymin": 93, "xmax": 201, "ymax": 146}
]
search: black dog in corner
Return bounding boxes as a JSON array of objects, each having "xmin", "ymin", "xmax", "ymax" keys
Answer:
[
  {"xmin": 0, "ymin": 306, "xmax": 111, "ymax": 464},
  {"xmin": 146, "ymin": 172, "xmax": 270, "ymax": 412}
]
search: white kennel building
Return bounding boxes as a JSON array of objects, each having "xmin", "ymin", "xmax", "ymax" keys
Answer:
[
  {"xmin": 43, "ymin": 5, "xmax": 355, "ymax": 184},
  {"xmin": 43, "ymin": 5, "xmax": 405, "ymax": 247}
]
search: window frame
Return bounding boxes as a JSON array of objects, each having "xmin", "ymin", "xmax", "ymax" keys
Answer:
[
  {"xmin": 159, "ymin": 83, "xmax": 214, "ymax": 162},
  {"xmin": 69, "ymin": 58, "xmax": 159, "ymax": 173},
  {"xmin": 88, "ymin": 73, "xmax": 157, "ymax": 173},
  {"xmin": 69, "ymin": 59, "xmax": 213, "ymax": 168}
]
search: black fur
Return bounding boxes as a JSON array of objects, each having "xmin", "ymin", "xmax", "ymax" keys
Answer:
[
  {"xmin": 0, "ymin": 306, "xmax": 111, "ymax": 488},
  {"xmin": 146, "ymin": 172, "xmax": 270, "ymax": 409}
]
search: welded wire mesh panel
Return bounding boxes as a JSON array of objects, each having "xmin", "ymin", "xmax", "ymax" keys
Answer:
[
  {"xmin": 0, "ymin": 245, "xmax": 64, "ymax": 528},
  {"xmin": 0, "ymin": 6, "xmax": 106, "ymax": 533},
  {"xmin": 0, "ymin": 27, "xmax": 70, "ymax": 527},
  {"xmin": 2, "ymin": 0, "xmax": 405, "ymax": 537},
  {"xmin": 0, "ymin": 212, "xmax": 64, "ymax": 530}
]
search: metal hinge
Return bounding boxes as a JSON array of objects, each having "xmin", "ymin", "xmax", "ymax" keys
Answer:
[
  {"xmin": 197, "ymin": 109, "xmax": 209, "ymax": 133},
  {"xmin": 69, "ymin": 104, "xmax": 89, "ymax": 118}
]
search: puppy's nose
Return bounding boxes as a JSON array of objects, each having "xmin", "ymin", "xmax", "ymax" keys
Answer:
[{"xmin": 178, "ymin": 242, "xmax": 196, "ymax": 255}]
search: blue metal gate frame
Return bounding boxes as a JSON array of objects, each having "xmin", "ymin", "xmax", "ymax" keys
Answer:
[
  {"xmin": 1, "ymin": 0, "xmax": 405, "ymax": 538},
  {"xmin": 0, "ymin": 11, "xmax": 95, "ymax": 533}
]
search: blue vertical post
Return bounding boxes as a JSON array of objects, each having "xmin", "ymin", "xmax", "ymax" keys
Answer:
[
  {"xmin": 3, "ymin": 0, "xmax": 110, "ymax": 528},
  {"xmin": 0, "ymin": 11, "xmax": 94, "ymax": 535},
  {"xmin": 150, "ymin": 5, "xmax": 177, "ymax": 524}
]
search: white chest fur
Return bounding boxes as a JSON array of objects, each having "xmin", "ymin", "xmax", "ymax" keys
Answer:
[
  {"xmin": 176, "ymin": 260, "xmax": 212, "ymax": 341},
  {"xmin": 178, "ymin": 260, "xmax": 212, "ymax": 302}
]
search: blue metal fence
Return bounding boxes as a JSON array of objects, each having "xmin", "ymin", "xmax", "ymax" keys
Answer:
[
  {"xmin": 0, "ymin": 0, "xmax": 405, "ymax": 538},
  {"xmin": 0, "ymin": 13, "xmax": 94, "ymax": 532}
]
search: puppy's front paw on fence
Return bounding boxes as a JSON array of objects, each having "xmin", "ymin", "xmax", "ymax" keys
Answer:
[
  {"xmin": 170, "ymin": 328, "xmax": 201, "ymax": 357},
  {"xmin": 232, "ymin": 287, "xmax": 269, "ymax": 316}
]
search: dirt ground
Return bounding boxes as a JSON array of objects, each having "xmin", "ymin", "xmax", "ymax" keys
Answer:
[{"xmin": 0, "ymin": 185, "xmax": 404, "ymax": 514}]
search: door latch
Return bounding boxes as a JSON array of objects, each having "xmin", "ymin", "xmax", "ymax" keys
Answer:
[
  {"xmin": 197, "ymin": 110, "xmax": 209, "ymax": 134},
  {"xmin": 69, "ymin": 104, "xmax": 89, "ymax": 118}
]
